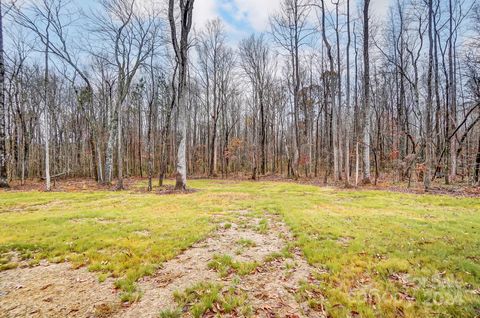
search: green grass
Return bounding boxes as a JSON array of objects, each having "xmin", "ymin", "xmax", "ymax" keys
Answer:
[
  {"xmin": 236, "ymin": 238, "xmax": 256, "ymax": 247},
  {"xmin": 264, "ymin": 245, "xmax": 294, "ymax": 262},
  {"xmin": 203, "ymin": 181, "xmax": 479, "ymax": 318},
  {"xmin": 1, "ymin": 179, "xmax": 479, "ymax": 317},
  {"xmin": 169, "ymin": 281, "xmax": 251, "ymax": 317},
  {"xmin": 0, "ymin": 180, "xmax": 241, "ymax": 297},
  {"xmin": 158, "ymin": 309, "xmax": 181, "ymax": 318},
  {"xmin": 207, "ymin": 254, "xmax": 259, "ymax": 277},
  {"xmin": 256, "ymin": 218, "xmax": 269, "ymax": 233}
]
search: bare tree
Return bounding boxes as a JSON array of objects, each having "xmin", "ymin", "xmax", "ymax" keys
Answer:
[
  {"xmin": 146, "ymin": 52, "xmax": 156, "ymax": 191},
  {"xmin": 96, "ymin": 0, "xmax": 157, "ymax": 189},
  {"xmin": 43, "ymin": 5, "xmax": 51, "ymax": 191},
  {"xmin": 2, "ymin": 0, "xmax": 478, "ymax": 190},
  {"xmin": 362, "ymin": 0, "xmax": 371, "ymax": 184},
  {"xmin": 197, "ymin": 19, "xmax": 227, "ymax": 177},
  {"xmin": 424, "ymin": 0, "xmax": 434, "ymax": 190},
  {"xmin": 239, "ymin": 34, "xmax": 272, "ymax": 177},
  {"xmin": 271, "ymin": 0, "xmax": 311, "ymax": 178},
  {"xmin": 320, "ymin": 0, "xmax": 339, "ymax": 181},
  {"xmin": 13, "ymin": 0, "xmax": 104, "ymax": 182},
  {"xmin": 0, "ymin": 0, "xmax": 9, "ymax": 188},
  {"xmin": 168, "ymin": 0, "xmax": 194, "ymax": 190},
  {"xmin": 345, "ymin": 0, "xmax": 351, "ymax": 186}
]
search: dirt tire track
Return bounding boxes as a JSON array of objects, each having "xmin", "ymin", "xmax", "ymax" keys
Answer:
[
  {"xmin": 0, "ymin": 211, "xmax": 324, "ymax": 318},
  {"xmin": 116, "ymin": 211, "xmax": 323, "ymax": 317}
]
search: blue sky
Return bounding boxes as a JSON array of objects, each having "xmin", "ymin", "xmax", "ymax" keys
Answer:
[
  {"xmin": 12, "ymin": 0, "xmax": 401, "ymax": 39},
  {"xmin": 14, "ymin": 0, "xmax": 461, "ymax": 47},
  {"xmin": 192, "ymin": 0, "xmax": 392, "ymax": 39}
]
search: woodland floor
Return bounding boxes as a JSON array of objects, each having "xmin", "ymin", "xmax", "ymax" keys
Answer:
[{"xmin": 0, "ymin": 179, "xmax": 479, "ymax": 318}]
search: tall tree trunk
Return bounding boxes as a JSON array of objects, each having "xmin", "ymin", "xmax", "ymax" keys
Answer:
[
  {"xmin": 104, "ymin": 105, "xmax": 118, "ymax": 184},
  {"xmin": 345, "ymin": 0, "xmax": 351, "ymax": 186},
  {"xmin": 293, "ymin": 2, "xmax": 301, "ymax": 178},
  {"xmin": 321, "ymin": 0, "xmax": 338, "ymax": 182},
  {"xmin": 116, "ymin": 108, "xmax": 124, "ymax": 190},
  {"xmin": 260, "ymin": 92, "xmax": 266, "ymax": 175},
  {"xmin": 424, "ymin": 0, "xmax": 434, "ymax": 190},
  {"xmin": 0, "ymin": 3, "xmax": 8, "ymax": 188},
  {"xmin": 210, "ymin": 116, "xmax": 218, "ymax": 176},
  {"xmin": 159, "ymin": 66, "xmax": 177, "ymax": 186},
  {"xmin": 448, "ymin": 0, "xmax": 457, "ymax": 182},
  {"xmin": 355, "ymin": 142, "xmax": 359, "ymax": 186},
  {"xmin": 175, "ymin": 88, "xmax": 187, "ymax": 189},
  {"xmin": 475, "ymin": 134, "xmax": 480, "ymax": 184},
  {"xmin": 362, "ymin": 0, "xmax": 371, "ymax": 183},
  {"xmin": 335, "ymin": 0, "xmax": 342, "ymax": 181},
  {"xmin": 397, "ymin": 2, "xmax": 406, "ymax": 164},
  {"xmin": 138, "ymin": 99, "xmax": 143, "ymax": 177},
  {"xmin": 44, "ymin": 17, "xmax": 51, "ymax": 191},
  {"xmin": 89, "ymin": 134, "xmax": 99, "ymax": 181},
  {"xmin": 96, "ymin": 143, "xmax": 103, "ymax": 183},
  {"xmin": 169, "ymin": 0, "xmax": 195, "ymax": 190},
  {"xmin": 147, "ymin": 55, "xmax": 155, "ymax": 192}
]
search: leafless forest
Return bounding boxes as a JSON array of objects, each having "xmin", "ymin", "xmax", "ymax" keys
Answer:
[{"xmin": 0, "ymin": 0, "xmax": 479, "ymax": 191}]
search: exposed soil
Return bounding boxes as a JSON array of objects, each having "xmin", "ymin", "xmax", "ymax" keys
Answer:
[
  {"xmin": 115, "ymin": 211, "xmax": 323, "ymax": 318},
  {"xmin": 0, "ymin": 211, "xmax": 324, "ymax": 318},
  {"xmin": 133, "ymin": 184, "xmax": 199, "ymax": 195},
  {"xmin": 0, "ymin": 263, "xmax": 119, "ymax": 318}
]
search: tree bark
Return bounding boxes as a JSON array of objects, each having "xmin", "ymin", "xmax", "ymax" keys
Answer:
[
  {"xmin": 104, "ymin": 104, "xmax": 118, "ymax": 184},
  {"xmin": 345, "ymin": 0, "xmax": 351, "ymax": 186},
  {"xmin": 475, "ymin": 134, "xmax": 480, "ymax": 184},
  {"xmin": 424, "ymin": 0, "xmax": 434, "ymax": 190},
  {"xmin": 362, "ymin": 0, "xmax": 371, "ymax": 184},
  {"xmin": 169, "ymin": 0, "xmax": 195, "ymax": 190},
  {"xmin": 44, "ymin": 14, "xmax": 51, "ymax": 191},
  {"xmin": 0, "ymin": 3, "xmax": 8, "ymax": 188},
  {"xmin": 448, "ymin": 0, "xmax": 457, "ymax": 182},
  {"xmin": 321, "ymin": 0, "xmax": 338, "ymax": 182},
  {"xmin": 116, "ymin": 107, "xmax": 123, "ymax": 190}
]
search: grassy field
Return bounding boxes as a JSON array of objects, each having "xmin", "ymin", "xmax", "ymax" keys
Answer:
[{"xmin": 0, "ymin": 180, "xmax": 479, "ymax": 317}]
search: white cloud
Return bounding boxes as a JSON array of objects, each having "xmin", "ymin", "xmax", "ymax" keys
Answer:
[
  {"xmin": 191, "ymin": 0, "xmax": 281, "ymax": 32},
  {"xmin": 190, "ymin": 0, "xmax": 392, "ymax": 37},
  {"xmin": 230, "ymin": 0, "xmax": 281, "ymax": 32},
  {"xmin": 193, "ymin": 0, "xmax": 218, "ymax": 28}
]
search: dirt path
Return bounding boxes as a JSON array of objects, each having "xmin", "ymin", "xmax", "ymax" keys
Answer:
[
  {"xmin": 0, "ymin": 263, "xmax": 118, "ymax": 318},
  {"xmin": 0, "ymin": 211, "xmax": 324, "ymax": 318}
]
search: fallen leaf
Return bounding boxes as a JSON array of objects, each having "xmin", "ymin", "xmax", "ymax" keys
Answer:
[
  {"xmin": 351, "ymin": 310, "xmax": 360, "ymax": 317},
  {"xmin": 398, "ymin": 292, "xmax": 416, "ymax": 302}
]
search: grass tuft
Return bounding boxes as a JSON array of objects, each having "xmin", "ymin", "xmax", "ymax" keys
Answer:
[
  {"xmin": 256, "ymin": 218, "xmax": 269, "ymax": 234},
  {"xmin": 158, "ymin": 309, "xmax": 181, "ymax": 318},
  {"xmin": 236, "ymin": 238, "xmax": 256, "ymax": 247},
  {"xmin": 171, "ymin": 281, "xmax": 250, "ymax": 317},
  {"xmin": 208, "ymin": 254, "xmax": 259, "ymax": 277}
]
